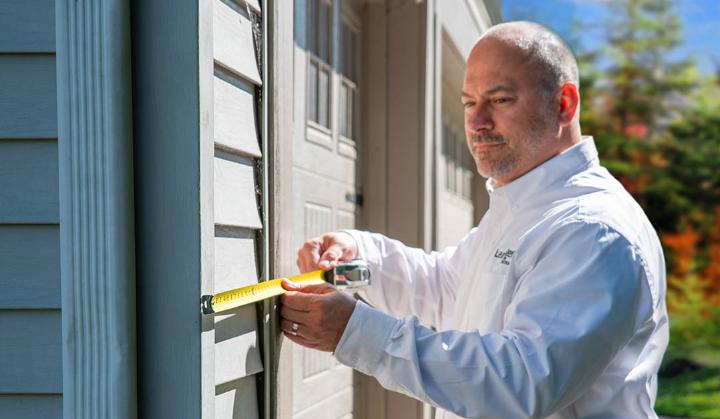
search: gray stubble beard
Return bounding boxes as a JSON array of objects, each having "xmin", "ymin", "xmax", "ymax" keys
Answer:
[
  {"xmin": 471, "ymin": 131, "xmax": 520, "ymax": 180},
  {"xmin": 470, "ymin": 113, "xmax": 554, "ymax": 181}
]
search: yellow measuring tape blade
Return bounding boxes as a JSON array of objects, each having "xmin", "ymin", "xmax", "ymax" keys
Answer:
[{"xmin": 203, "ymin": 270, "xmax": 326, "ymax": 314}]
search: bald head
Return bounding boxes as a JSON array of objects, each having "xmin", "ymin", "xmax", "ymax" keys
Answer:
[
  {"xmin": 472, "ymin": 21, "xmax": 579, "ymax": 99},
  {"xmin": 461, "ymin": 21, "xmax": 583, "ymax": 185}
]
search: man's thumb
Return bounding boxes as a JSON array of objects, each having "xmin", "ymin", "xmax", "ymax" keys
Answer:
[{"xmin": 281, "ymin": 279, "xmax": 332, "ymax": 294}]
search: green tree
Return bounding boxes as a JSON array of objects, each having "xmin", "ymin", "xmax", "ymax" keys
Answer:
[
  {"xmin": 577, "ymin": 0, "xmax": 698, "ymax": 228},
  {"xmin": 602, "ymin": 0, "xmax": 695, "ymax": 134}
]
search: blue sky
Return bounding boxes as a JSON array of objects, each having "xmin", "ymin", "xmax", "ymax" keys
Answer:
[{"xmin": 502, "ymin": 0, "xmax": 720, "ymax": 75}]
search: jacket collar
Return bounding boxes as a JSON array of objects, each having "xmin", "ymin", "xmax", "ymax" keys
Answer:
[{"xmin": 486, "ymin": 136, "xmax": 599, "ymax": 212}]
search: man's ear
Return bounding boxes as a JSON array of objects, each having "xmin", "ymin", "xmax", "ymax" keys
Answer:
[{"xmin": 557, "ymin": 83, "xmax": 579, "ymax": 126}]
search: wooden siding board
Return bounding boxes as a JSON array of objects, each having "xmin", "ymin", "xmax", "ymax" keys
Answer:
[
  {"xmin": 0, "ymin": 55, "xmax": 57, "ymax": 138},
  {"xmin": 213, "ymin": 0, "xmax": 262, "ymax": 85},
  {"xmin": 0, "ymin": 310, "xmax": 61, "ymax": 393},
  {"xmin": 214, "ymin": 73, "xmax": 262, "ymax": 157},
  {"xmin": 0, "ymin": 395, "xmax": 61, "ymax": 419},
  {"xmin": 215, "ymin": 375, "xmax": 259, "ymax": 419},
  {"xmin": 213, "ymin": 156, "xmax": 262, "ymax": 229},
  {"xmin": 0, "ymin": 225, "xmax": 60, "ymax": 309},
  {"xmin": 213, "ymin": 236, "xmax": 263, "ymax": 384},
  {"xmin": 0, "ymin": 0, "xmax": 55, "ymax": 52},
  {"xmin": 214, "ymin": 235, "xmax": 259, "ymax": 292},
  {"xmin": 0, "ymin": 140, "xmax": 59, "ymax": 223},
  {"xmin": 214, "ymin": 305, "xmax": 263, "ymax": 385}
]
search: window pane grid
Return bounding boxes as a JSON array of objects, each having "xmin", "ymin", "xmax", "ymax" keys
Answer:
[
  {"xmin": 308, "ymin": 61, "xmax": 318, "ymax": 123},
  {"xmin": 339, "ymin": 82, "xmax": 348, "ymax": 137},
  {"xmin": 443, "ymin": 123, "xmax": 474, "ymax": 199},
  {"xmin": 318, "ymin": 66, "xmax": 329, "ymax": 128},
  {"xmin": 306, "ymin": 2, "xmax": 360, "ymax": 140}
]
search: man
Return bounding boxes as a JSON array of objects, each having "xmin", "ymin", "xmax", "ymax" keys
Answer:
[{"xmin": 280, "ymin": 21, "xmax": 668, "ymax": 418}]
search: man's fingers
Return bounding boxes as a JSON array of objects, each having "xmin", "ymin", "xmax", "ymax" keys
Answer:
[
  {"xmin": 280, "ymin": 304, "xmax": 309, "ymax": 323},
  {"xmin": 279, "ymin": 291, "xmax": 311, "ymax": 311},
  {"xmin": 281, "ymin": 279, "xmax": 333, "ymax": 294},
  {"xmin": 279, "ymin": 288, "xmax": 323, "ymax": 311},
  {"xmin": 280, "ymin": 318, "xmax": 304, "ymax": 335},
  {"xmin": 297, "ymin": 238, "xmax": 322, "ymax": 273},
  {"xmin": 318, "ymin": 243, "xmax": 345, "ymax": 270}
]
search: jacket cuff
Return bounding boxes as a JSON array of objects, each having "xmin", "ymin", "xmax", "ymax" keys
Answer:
[{"xmin": 334, "ymin": 300, "xmax": 398, "ymax": 375}]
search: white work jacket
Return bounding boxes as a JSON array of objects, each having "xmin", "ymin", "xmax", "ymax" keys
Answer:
[{"xmin": 335, "ymin": 137, "xmax": 668, "ymax": 419}]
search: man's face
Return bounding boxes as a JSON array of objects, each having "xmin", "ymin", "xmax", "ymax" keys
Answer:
[{"xmin": 462, "ymin": 38, "xmax": 560, "ymax": 185}]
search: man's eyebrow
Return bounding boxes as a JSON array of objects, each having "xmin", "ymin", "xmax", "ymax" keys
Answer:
[
  {"xmin": 483, "ymin": 85, "xmax": 516, "ymax": 95},
  {"xmin": 461, "ymin": 85, "xmax": 516, "ymax": 99}
]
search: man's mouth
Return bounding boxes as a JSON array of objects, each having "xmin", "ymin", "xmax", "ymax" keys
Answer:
[
  {"xmin": 471, "ymin": 133, "xmax": 506, "ymax": 152},
  {"xmin": 472, "ymin": 142, "xmax": 505, "ymax": 151},
  {"xmin": 471, "ymin": 139, "xmax": 506, "ymax": 154}
]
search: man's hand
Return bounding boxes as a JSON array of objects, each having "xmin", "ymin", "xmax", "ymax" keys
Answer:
[
  {"xmin": 296, "ymin": 232, "xmax": 358, "ymax": 273},
  {"xmin": 280, "ymin": 279, "xmax": 357, "ymax": 352}
]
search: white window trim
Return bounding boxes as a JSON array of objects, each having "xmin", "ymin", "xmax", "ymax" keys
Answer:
[{"xmin": 304, "ymin": 0, "xmax": 363, "ymax": 160}]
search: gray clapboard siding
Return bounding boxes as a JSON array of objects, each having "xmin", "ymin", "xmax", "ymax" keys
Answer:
[
  {"xmin": 215, "ymin": 375, "xmax": 259, "ymax": 419},
  {"xmin": 0, "ymin": 0, "xmax": 55, "ymax": 53},
  {"xmin": 0, "ymin": 225, "xmax": 60, "ymax": 309},
  {"xmin": 214, "ymin": 234, "xmax": 259, "ymax": 292},
  {"xmin": 214, "ymin": 305, "xmax": 263, "ymax": 385},
  {"xmin": 0, "ymin": 395, "xmax": 61, "ymax": 419},
  {"xmin": 214, "ymin": 72, "xmax": 262, "ymax": 157},
  {"xmin": 0, "ymin": 140, "xmax": 58, "ymax": 223},
  {"xmin": 213, "ymin": 0, "xmax": 261, "ymax": 85},
  {"xmin": 0, "ymin": 55, "xmax": 57, "ymax": 138},
  {"xmin": 214, "ymin": 155, "xmax": 262, "ymax": 228},
  {"xmin": 213, "ymin": 235, "xmax": 263, "ymax": 384},
  {"xmin": 211, "ymin": 1, "xmax": 265, "ymax": 415},
  {"xmin": 0, "ymin": 310, "xmax": 61, "ymax": 393}
]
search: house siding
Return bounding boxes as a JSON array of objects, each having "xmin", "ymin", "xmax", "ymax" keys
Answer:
[
  {"xmin": 133, "ymin": 0, "xmax": 265, "ymax": 417},
  {"xmin": 211, "ymin": 1, "xmax": 265, "ymax": 418},
  {"xmin": 0, "ymin": 1, "xmax": 61, "ymax": 417}
]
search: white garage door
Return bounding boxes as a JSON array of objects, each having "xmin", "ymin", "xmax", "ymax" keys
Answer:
[{"xmin": 292, "ymin": 1, "xmax": 363, "ymax": 418}]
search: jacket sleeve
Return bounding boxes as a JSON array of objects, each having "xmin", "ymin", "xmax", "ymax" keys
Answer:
[
  {"xmin": 334, "ymin": 221, "xmax": 654, "ymax": 418},
  {"xmin": 341, "ymin": 229, "xmax": 469, "ymax": 329}
]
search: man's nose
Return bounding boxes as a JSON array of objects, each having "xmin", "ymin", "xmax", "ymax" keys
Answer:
[{"xmin": 467, "ymin": 105, "xmax": 494, "ymax": 133}]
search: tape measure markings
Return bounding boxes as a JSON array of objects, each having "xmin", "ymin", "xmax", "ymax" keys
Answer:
[{"xmin": 202, "ymin": 270, "xmax": 327, "ymax": 314}]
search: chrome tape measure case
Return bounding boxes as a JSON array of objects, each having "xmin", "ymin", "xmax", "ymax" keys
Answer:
[{"xmin": 200, "ymin": 259, "xmax": 371, "ymax": 315}]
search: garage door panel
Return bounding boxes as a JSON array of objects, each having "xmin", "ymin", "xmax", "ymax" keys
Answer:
[{"xmin": 294, "ymin": 386, "xmax": 355, "ymax": 419}]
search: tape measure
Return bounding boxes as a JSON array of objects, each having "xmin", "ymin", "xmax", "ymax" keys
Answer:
[{"xmin": 200, "ymin": 260, "xmax": 371, "ymax": 315}]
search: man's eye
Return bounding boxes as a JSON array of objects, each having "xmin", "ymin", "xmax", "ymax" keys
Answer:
[
  {"xmin": 493, "ymin": 97, "xmax": 513, "ymax": 104},
  {"xmin": 462, "ymin": 102, "xmax": 475, "ymax": 108}
]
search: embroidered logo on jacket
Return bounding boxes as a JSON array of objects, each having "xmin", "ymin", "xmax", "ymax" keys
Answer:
[{"xmin": 494, "ymin": 249, "xmax": 515, "ymax": 265}]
